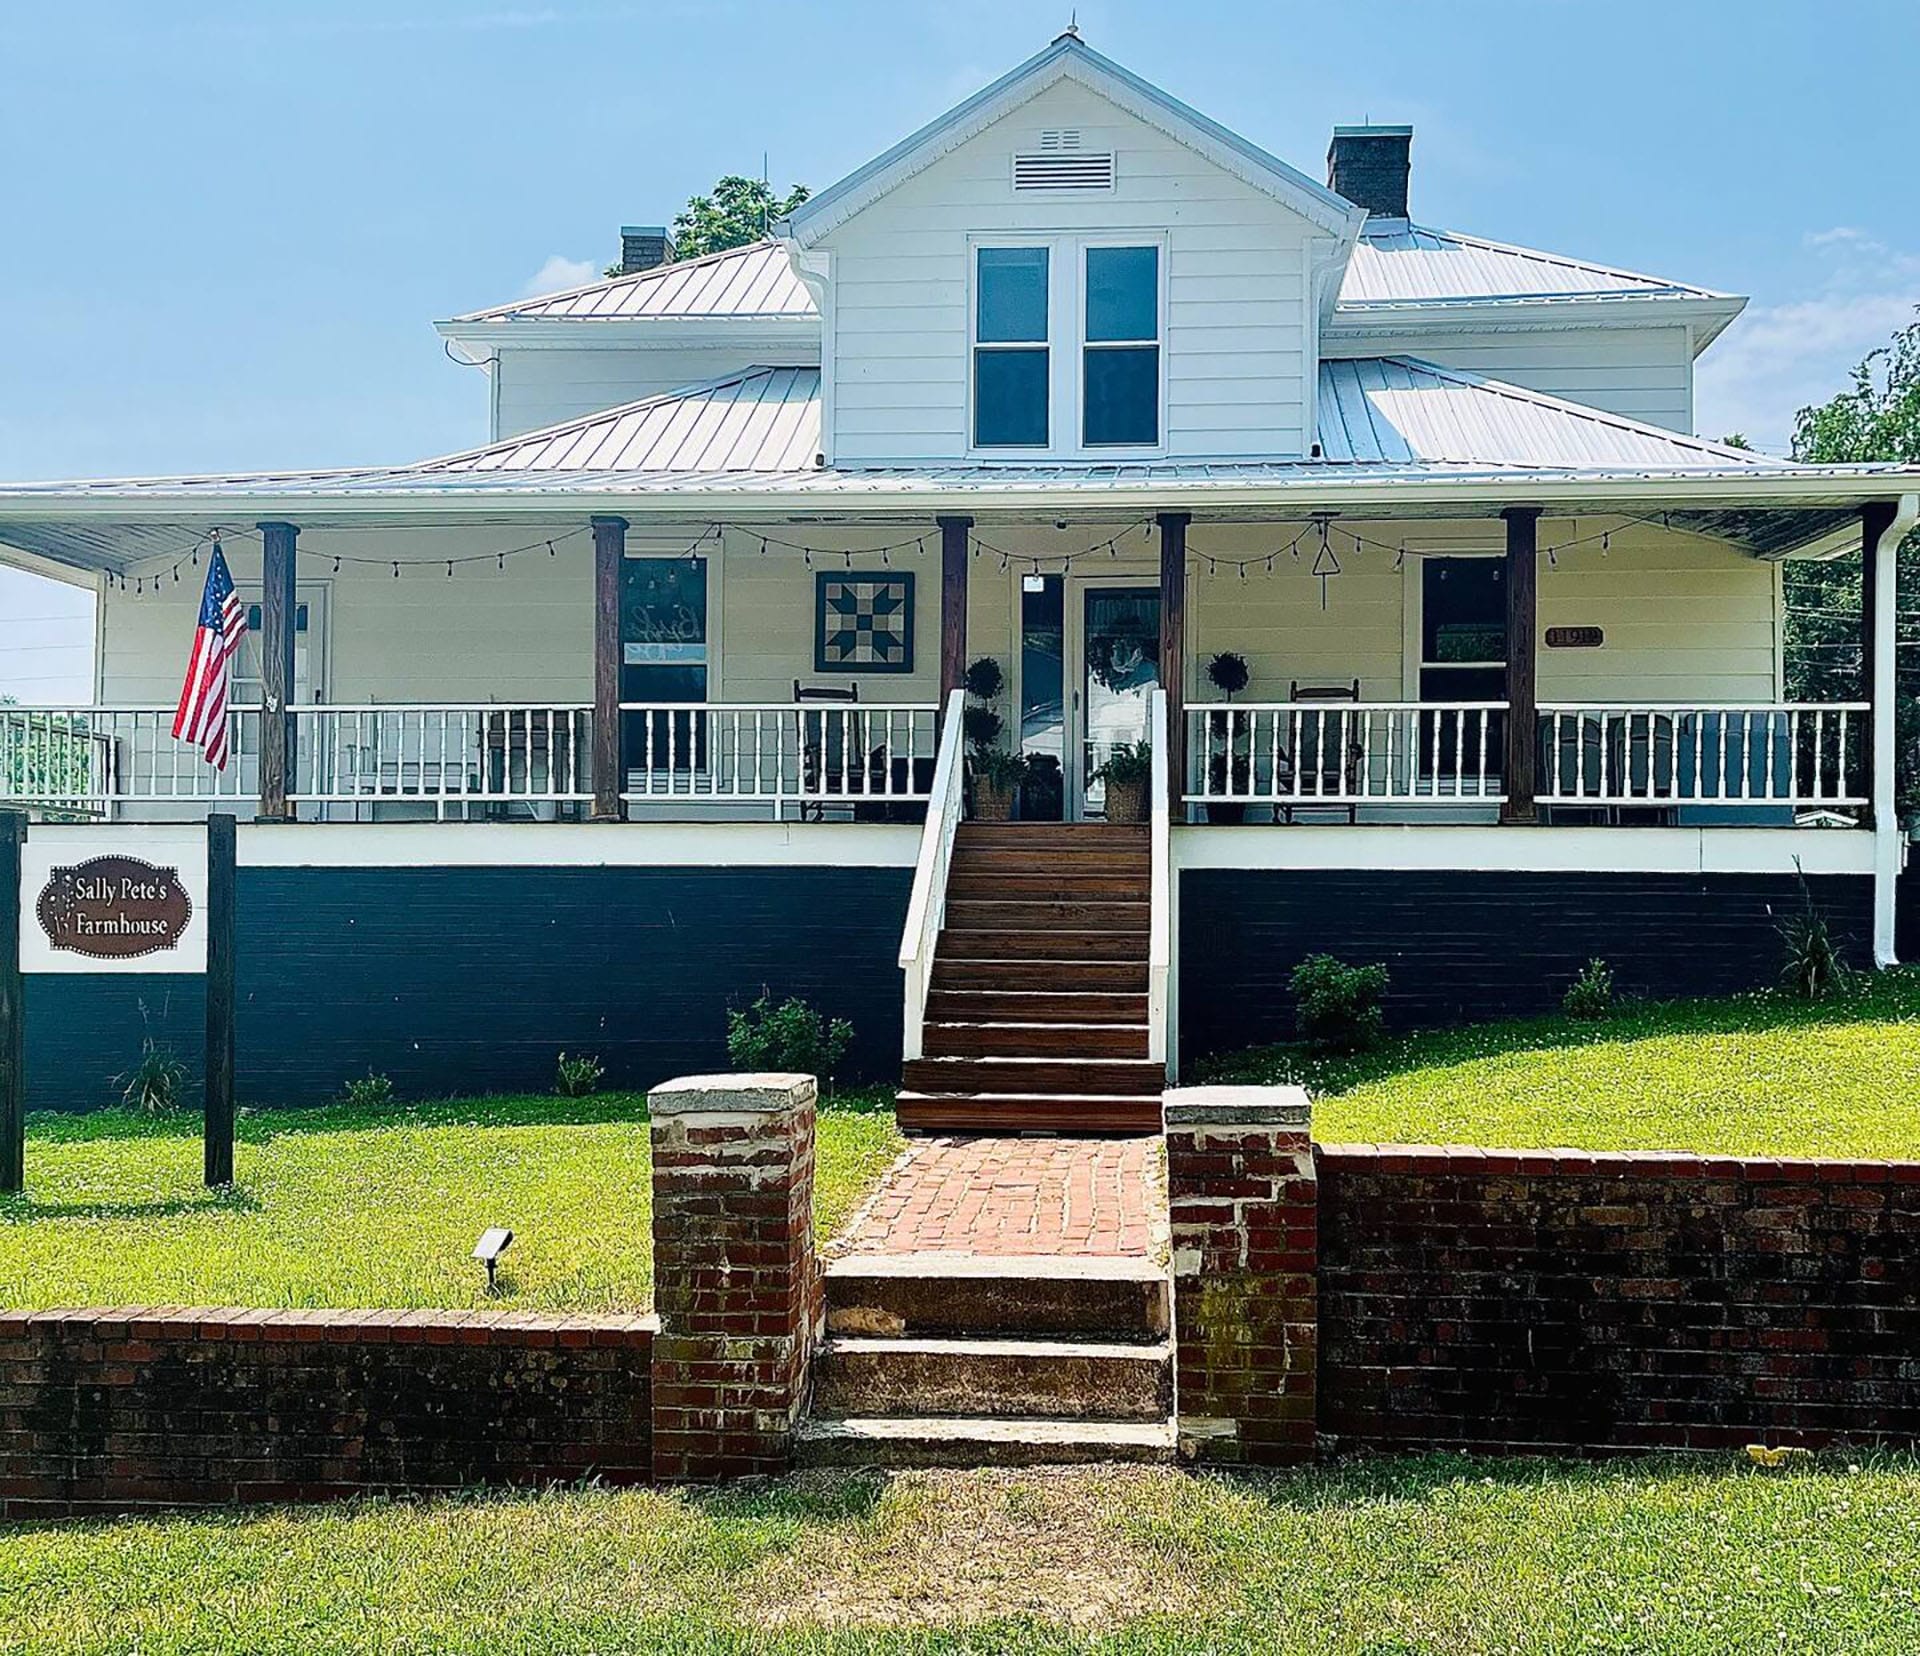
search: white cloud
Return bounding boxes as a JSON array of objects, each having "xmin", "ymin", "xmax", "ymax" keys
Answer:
[
  {"xmin": 522, "ymin": 255, "xmax": 601, "ymax": 297},
  {"xmin": 1695, "ymin": 227, "xmax": 1920, "ymax": 452}
]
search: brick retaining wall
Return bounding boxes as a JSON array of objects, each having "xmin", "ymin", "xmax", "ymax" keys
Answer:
[
  {"xmin": 1318, "ymin": 1146, "xmax": 1920, "ymax": 1454},
  {"xmin": 0, "ymin": 1308, "xmax": 656, "ymax": 1521}
]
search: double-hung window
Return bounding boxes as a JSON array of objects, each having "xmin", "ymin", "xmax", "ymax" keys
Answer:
[
  {"xmin": 1082, "ymin": 244, "xmax": 1160, "ymax": 447},
  {"xmin": 973, "ymin": 246, "xmax": 1050, "ymax": 448}
]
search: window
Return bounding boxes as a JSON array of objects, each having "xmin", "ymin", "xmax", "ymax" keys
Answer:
[
  {"xmin": 1418, "ymin": 555, "xmax": 1505, "ymax": 782},
  {"xmin": 621, "ymin": 556, "xmax": 708, "ymax": 767},
  {"xmin": 235, "ymin": 597, "xmax": 316, "ymax": 705},
  {"xmin": 973, "ymin": 246, "xmax": 1050, "ymax": 447},
  {"xmin": 1083, "ymin": 244, "xmax": 1159, "ymax": 447}
]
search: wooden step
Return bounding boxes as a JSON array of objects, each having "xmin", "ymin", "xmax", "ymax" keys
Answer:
[
  {"xmin": 947, "ymin": 869, "xmax": 1147, "ymax": 901},
  {"xmin": 955, "ymin": 823, "xmax": 1149, "ymax": 848},
  {"xmin": 795, "ymin": 1415, "xmax": 1176, "ymax": 1470},
  {"xmin": 922, "ymin": 1020, "xmax": 1150, "ymax": 1060},
  {"xmin": 936, "ymin": 929, "xmax": 1148, "ymax": 962},
  {"xmin": 895, "ymin": 1091, "xmax": 1164, "ymax": 1134},
  {"xmin": 924, "ymin": 989, "xmax": 1148, "ymax": 1024},
  {"xmin": 955, "ymin": 847, "xmax": 1147, "ymax": 877},
  {"xmin": 945, "ymin": 898, "xmax": 1149, "ymax": 932},
  {"xmin": 902, "ymin": 1055, "xmax": 1164, "ymax": 1097},
  {"xmin": 930, "ymin": 958, "xmax": 1148, "ymax": 992}
]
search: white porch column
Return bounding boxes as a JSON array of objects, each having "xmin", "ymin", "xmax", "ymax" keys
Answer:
[{"xmin": 1870, "ymin": 493, "xmax": 1917, "ymax": 966}]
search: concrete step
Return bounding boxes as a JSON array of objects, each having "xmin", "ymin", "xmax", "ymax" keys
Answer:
[
  {"xmin": 903, "ymin": 1055, "xmax": 1165, "ymax": 1097},
  {"xmin": 795, "ymin": 1414, "xmax": 1176, "ymax": 1469},
  {"xmin": 922, "ymin": 1020, "xmax": 1151, "ymax": 1060},
  {"xmin": 930, "ymin": 958, "xmax": 1149, "ymax": 993},
  {"xmin": 945, "ymin": 898, "xmax": 1150, "ymax": 931},
  {"xmin": 895, "ymin": 1091, "xmax": 1163, "ymax": 1134},
  {"xmin": 824, "ymin": 1254, "xmax": 1169, "ymax": 1341},
  {"xmin": 814, "ymin": 1335, "xmax": 1173, "ymax": 1422},
  {"xmin": 924, "ymin": 988, "xmax": 1148, "ymax": 1025},
  {"xmin": 935, "ymin": 928, "xmax": 1149, "ymax": 962}
]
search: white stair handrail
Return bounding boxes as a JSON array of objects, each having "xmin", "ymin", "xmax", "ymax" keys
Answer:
[
  {"xmin": 898, "ymin": 689, "xmax": 968, "ymax": 1063},
  {"xmin": 1148, "ymin": 687, "xmax": 1172, "ymax": 1073}
]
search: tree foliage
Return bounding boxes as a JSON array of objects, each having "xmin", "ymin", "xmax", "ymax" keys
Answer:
[
  {"xmin": 1782, "ymin": 317, "xmax": 1920, "ymax": 818},
  {"xmin": 670, "ymin": 176, "xmax": 811, "ymax": 260}
]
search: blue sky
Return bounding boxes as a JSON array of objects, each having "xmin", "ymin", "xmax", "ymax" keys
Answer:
[{"xmin": 4, "ymin": 0, "xmax": 1918, "ymax": 698}]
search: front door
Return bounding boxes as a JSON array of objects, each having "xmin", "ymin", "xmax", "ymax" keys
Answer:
[{"xmin": 1067, "ymin": 580, "xmax": 1160, "ymax": 820}]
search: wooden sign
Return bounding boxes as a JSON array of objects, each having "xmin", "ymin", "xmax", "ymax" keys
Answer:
[
  {"xmin": 20, "ymin": 830, "xmax": 207, "ymax": 974},
  {"xmin": 1545, "ymin": 625, "xmax": 1605, "ymax": 649}
]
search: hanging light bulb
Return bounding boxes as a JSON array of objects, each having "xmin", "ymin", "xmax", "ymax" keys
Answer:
[
  {"xmin": 447, "ymin": 560, "xmax": 455, "ymax": 577},
  {"xmin": 392, "ymin": 561, "xmax": 401, "ymax": 578},
  {"xmin": 333, "ymin": 556, "xmax": 342, "ymax": 574}
]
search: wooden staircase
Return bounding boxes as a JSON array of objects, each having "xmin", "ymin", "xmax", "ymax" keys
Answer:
[{"xmin": 897, "ymin": 823, "xmax": 1162, "ymax": 1134}]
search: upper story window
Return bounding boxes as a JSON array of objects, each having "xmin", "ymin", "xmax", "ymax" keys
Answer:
[
  {"xmin": 1083, "ymin": 244, "xmax": 1159, "ymax": 447},
  {"xmin": 974, "ymin": 246, "xmax": 1050, "ymax": 448},
  {"xmin": 972, "ymin": 238, "xmax": 1164, "ymax": 455}
]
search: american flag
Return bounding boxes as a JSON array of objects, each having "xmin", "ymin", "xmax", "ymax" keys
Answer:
[{"xmin": 171, "ymin": 542, "xmax": 247, "ymax": 770}]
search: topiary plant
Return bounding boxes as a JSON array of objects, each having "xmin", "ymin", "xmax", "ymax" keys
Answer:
[{"xmin": 1206, "ymin": 651, "xmax": 1251, "ymax": 700}]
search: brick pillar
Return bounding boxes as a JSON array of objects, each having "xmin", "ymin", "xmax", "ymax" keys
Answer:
[
  {"xmin": 648, "ymin": 1072, "xmax": 820, "ymax": 1481},
  {"xmin": 1163, "ymin": 1084, "xmax": 1317, "ymax": 1465}
]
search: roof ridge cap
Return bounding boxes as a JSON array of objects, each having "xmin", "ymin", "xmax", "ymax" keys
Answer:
[{"xmin": 1399, "ymin": 224, "xmax": 1726, "ymax": 297}]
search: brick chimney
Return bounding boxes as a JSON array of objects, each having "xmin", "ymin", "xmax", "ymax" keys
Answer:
[
  {"xmin": 1327, "ymin": 126, "xmax": 1412, "ymax": 220},
  {"xmin": 619, "ymin": 226, "xmax": 674, "ymax": 274}
]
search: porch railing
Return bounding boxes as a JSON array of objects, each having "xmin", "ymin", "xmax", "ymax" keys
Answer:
[
  {"xmin": 1186, "ymin": 702, "xmax": 1509, "ymax": 808},
  {"xmin": 290, "ymin": 705, "xmax": 594, "ymax": 814},
  {"xmin": 619, "ymin": 702, "xmax": 939, "ymax": 814},
  {"xmin": 899, "ymin": 690, "xmax": 968, "ymax": 1063},
  {"xmin": 0, "ymin": 706, "xmax": 262, "ymax": 812},
  {"xmin": 1537, "ymin": 703, "xmax": 1869, "ymax": 809}
]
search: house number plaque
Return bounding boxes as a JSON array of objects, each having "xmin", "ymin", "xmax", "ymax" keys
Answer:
[{"xmin": 1545, "ymin": 626, "xmax": 1605, "ymax": 649}]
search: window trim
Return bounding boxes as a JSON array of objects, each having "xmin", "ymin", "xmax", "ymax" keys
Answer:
[{"xmin": 966, "ymin": 231, "xmax": 1168, "ymax": 461}]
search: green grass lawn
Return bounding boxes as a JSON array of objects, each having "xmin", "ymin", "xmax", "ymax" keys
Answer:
[
  {"xmin": 0, "ymin": 1093, "xmax": 902, "ymax": 1313},
  {"xmin": 1199, "ymin": 970, "xmax": 1920, "ymax": 1160},
  {"xmin": 4, "ymin": 1456, "xmax": 1918, "ymax": 1653}
]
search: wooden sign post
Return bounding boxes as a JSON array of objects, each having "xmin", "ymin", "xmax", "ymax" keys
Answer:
[
  {"xmin": 1, "ymin": 811, "xmax": 24, "ymax": 1195},
  {"xmin": 204, "ymin": 814, "xmax": 237, "ymax": 1187}
]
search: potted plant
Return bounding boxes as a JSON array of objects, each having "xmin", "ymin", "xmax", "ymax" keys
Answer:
[
  {"xmin": 1096, "ymin": 740, "xmax": 1153, "ymax": 823},
  {"xmin": 1205, "ymin": 749, "xmax": 1251, "ymax": 824},
  {"xmin": 1206, "ymin": 651, "xmax": 1250, "ymax": 700},
  {"xmin": 972, "ymin": 746, "xmax": 1029, "ymax": 821}
]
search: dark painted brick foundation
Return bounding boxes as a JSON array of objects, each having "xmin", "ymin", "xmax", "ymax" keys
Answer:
[
  {"xmin": 27, "ymin": 864, "xmax": 909, "ymax": 1110},
  {"xmin": 1180, "ymin": 868, "xmax": 1873, "ymax": 1061}
]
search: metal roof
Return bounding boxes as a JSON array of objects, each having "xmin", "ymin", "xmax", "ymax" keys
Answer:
[
  {"xmin": 1339, "ymin": 221, "xmax": 1730, "ymax": 307},
  {"xmin": 449, "ymin": 242, "xmax": 814, "ymax": 323},
  {"xmin": 1318, "ymin": 358, "xmax": 1775, "ymax": 471}
]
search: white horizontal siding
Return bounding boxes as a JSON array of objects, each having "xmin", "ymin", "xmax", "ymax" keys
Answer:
[
  {"xmin": 824, "ymin": 77, "xmax": 1319, "ymax": 464},
  {"xmin": 1321, "ymin": 325, "xmax": 1695, "ymax": 433},
  {"xmin": 493, "ymin": 347, "xmax": 812, "ymax": 440}
]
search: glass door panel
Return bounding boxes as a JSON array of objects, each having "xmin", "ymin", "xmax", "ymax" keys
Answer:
[{"xmin": 1080, "ymin": 585, "xmax": 1159, "ymax": 818}]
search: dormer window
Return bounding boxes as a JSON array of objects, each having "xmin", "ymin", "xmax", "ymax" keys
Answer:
[
  {"xmin": 974, "ymin": 246, "xmax": 1050, "ymax": 448},
  {"xmin": 1083, "ymin": 244, "xmax": 1160, "ymax": 446}
]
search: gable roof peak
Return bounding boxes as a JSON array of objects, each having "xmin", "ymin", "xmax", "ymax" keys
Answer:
[{"xmin": 781, "ymin": 34, "xmax": 1367, "ymax": 248}]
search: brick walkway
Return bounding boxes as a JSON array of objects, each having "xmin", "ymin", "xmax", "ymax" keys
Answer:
[{"xmin": 832, "ymin": 1136, "xmax": 1168, "ymax": 1260}]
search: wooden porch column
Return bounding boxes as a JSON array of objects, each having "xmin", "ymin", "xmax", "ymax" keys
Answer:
[
  {"xmin": 1158, "ymin": 511, "xmax": 1191, "ymax": 814},
  {"xmin": 591, "ymin": 515, "xmax": 628, "ymax": 821},
  {"xmin": 1499, "ymin": 506, "xmax": 1542, "ymax": 825},
  {"xmin": 255, "ymin": 521, "xmax": 299, "ymax": 822},
  {"xmin": 936, "ymin": 515, "xmax": 972, "ymax": 728}
]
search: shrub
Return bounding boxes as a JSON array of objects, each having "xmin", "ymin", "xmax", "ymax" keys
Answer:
[
  {"xmin": 1290, "ymin": 953, "xmax": 1389, "ymax": 1054},
  {"xmin": 341, "ymin": 1071, "xmax": 396, "ymax": 1110},
  {"xmin": 1563, "ymin": 958, "xmax": 1615, "ymax": 1019},
  {"xmin": 554, "ymin": 1052, "xmax": 605, "ymax": 1098},
  {"xmin": 116, "ymin": 1038, "xmax": 187, "ymax": 1114},
  {"xmin": 972, "ymin": 746, "xmax": 1031, "ymax": 788},
  {"xmin": 726, "ymin": 994, "xmax": 854, "ymax": 1088},
  {"xmin": 1778, "ymin": 863, "xmax": 1849, "ymax": 1000}
]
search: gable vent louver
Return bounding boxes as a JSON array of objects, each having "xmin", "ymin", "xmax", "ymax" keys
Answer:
[{"xmin": 1014, "ymin": 131, "xmax": 1114, "ymax": 192}]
